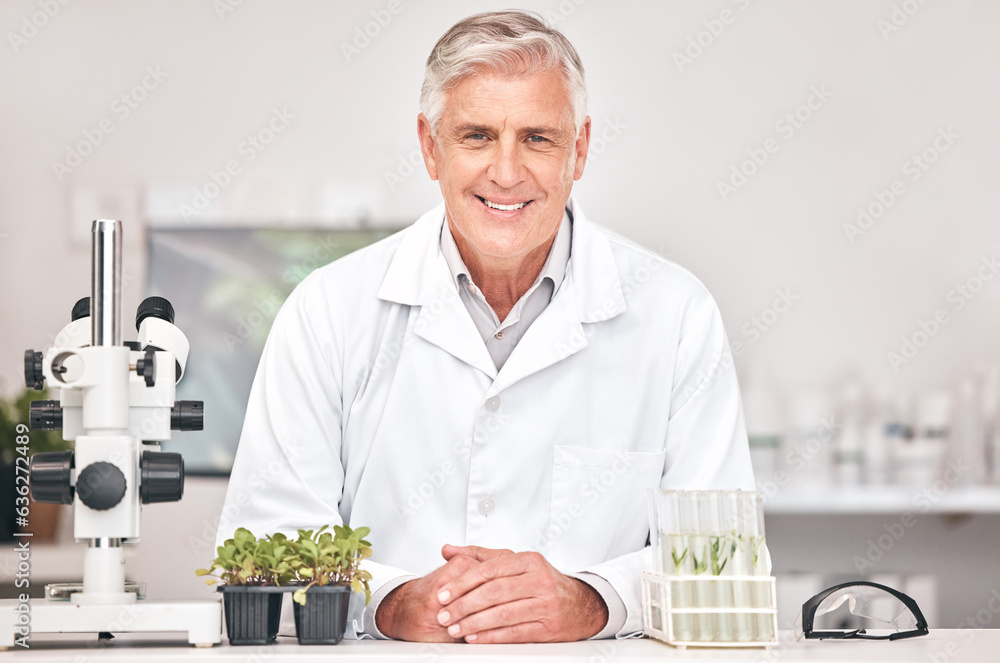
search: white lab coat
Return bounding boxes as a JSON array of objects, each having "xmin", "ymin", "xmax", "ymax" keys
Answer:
[{"xmin": 218, "ymin": 199, "xmax": 756, "ymax": 638}]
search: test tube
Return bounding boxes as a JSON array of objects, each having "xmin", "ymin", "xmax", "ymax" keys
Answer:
[
  {"xmin": 740, "ymin": 491, "xmax": 773, "ymax": 642},
  {"xmin": 724, "ymin": 491, "xmax": 753, "ymax": 642},
  {"xmin": 698, "ymin": 491, "xmax": 732, "ymax": 642},
  {"xmin": 675, "ymin": 491, "xmax": 700, "ymax": 642}
]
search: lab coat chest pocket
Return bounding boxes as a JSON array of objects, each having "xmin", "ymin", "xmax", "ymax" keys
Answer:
[{"xmin": 545, "ymin": 445, "xmax": 666, "ymax": 571}]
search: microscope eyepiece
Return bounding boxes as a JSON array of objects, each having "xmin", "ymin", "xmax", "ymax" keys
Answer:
[{"xmin": 136, "ymin": 296, "xmax": 175, "ymax": 331}]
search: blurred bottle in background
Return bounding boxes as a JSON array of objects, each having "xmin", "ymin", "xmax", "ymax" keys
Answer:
[
  {"xmin": 782, "ymin": 391, "xmax": 833, "ymax": 488},
  {"xmin": 980, "ymin": 364, "xmax": 1000, "ymax": 484},
  {"xmin": 834, "ymin": 380, "xmax": 866, "ymax": 485},
  {"xmin": 951, "ymin": 377, "xmax": 986, "ymax": 484},
  {"xmin": 743, "ymin": 375, "xmax": 783, "ymax": 490},
  {"xmin": 896, "ymin": 391, "xmax": 950, "ymax": 486},
  {"xmin": 864, "ymin": 384, "xmax": 897, "ymax": 485}
]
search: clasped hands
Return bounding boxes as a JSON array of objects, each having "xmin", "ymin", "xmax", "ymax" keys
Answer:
[{"xmin": 375, "ymin": 544, "xmax": 609, "ymax": 643}]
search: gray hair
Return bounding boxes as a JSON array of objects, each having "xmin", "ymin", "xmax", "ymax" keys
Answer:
[{"xmin": 420, "ymin": 10, "xmax": 587, "ymax": 133}]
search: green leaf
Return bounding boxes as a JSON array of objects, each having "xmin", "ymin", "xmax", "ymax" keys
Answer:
[{"xmin": 671, "ymin": 548, "xmax": 688, "ymax": 570}]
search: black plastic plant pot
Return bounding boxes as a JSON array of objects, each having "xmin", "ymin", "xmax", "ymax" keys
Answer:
[
  {"xmin": 293, "ymin": 585, "xmax": 352, "ymax": 645},
  {"xmin": 218, "ymin": 585, "xmax": 287, "ymax": 646}
]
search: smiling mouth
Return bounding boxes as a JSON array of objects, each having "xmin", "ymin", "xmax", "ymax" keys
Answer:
[{"xmin": 476, "ymin": 196, "xmax": 532, "ymax": 211}]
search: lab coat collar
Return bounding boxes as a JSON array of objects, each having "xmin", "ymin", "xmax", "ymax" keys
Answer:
[{"xmin": 376, "ymin": 198, "xmax": 626, "ymax": 379}]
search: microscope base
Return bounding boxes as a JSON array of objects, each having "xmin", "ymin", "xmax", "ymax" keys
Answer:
[{"xmin": 0, "ymin": 598, "xmax": 222, "ymax": 648}]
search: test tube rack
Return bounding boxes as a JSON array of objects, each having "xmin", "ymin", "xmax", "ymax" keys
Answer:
[{"xmin": 641, "ymin": 571, "xmax": 778, "ymax": 648}]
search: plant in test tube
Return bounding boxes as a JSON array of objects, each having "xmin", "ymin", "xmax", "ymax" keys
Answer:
[{"xmin": 671, "ymin": 547, "xmax": 688, "ymax": 571}]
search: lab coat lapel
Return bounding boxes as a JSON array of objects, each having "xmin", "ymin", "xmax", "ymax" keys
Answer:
[
  {"xmin": 413, "ymin": 259, "xmax": 497, "ymax": 378},
  {"xmin": 488, "ymin": 279, "xmax": 584, "ymax": 395},
  {"xmin": 377, "ymin": 205, "xmax": 497, "ymax": 379},
  {"xmin": 488, "ymin": 201, "xmax": 627, "ymax": 396}
]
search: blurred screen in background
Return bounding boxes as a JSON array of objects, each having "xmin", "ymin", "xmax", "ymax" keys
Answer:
[{"xmin": 147, "ymin": 226, "xmax": 395, "ymax": 474}]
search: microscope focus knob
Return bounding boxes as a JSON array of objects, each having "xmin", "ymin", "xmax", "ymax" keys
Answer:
[
  {"xmin": 76, "ymin": 462, "xmax": 127, "ymax": 511},
  {"xmin": 140, "ymin": 451, "xmax": 184, "ymax": 504},
  {"xmin": 29, "ymin": 451, "xmax": 75, "ymax": 504},
  {"xmin": 24, "ymin": 350, "xmax": 44, "ymax": 390},
  {"xmin": 136, "ymin": 348, "xmax": 156, "ymax": 387},
  {"xmin": 29, "ymin": 400, "xmax": 63, "ymax": 430}
]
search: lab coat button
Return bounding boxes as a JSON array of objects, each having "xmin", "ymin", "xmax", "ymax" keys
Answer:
[
  {"xmin": 495, "ymin": 330, "xmax": 504, "ymax": 340},
  {"xmin": 485, "ymin": 396, "xmax": 500, "ymax": 412},
  {"xmin": 477, "ymin": 497, "xmax": 495, "ymax": 515}
]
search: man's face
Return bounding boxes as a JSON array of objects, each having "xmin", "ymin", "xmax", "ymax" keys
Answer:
[{"xmin": 418, "ymin": 68, "xmax": 591, "ymax": 267}]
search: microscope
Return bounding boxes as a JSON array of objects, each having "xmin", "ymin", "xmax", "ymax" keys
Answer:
[{"xmin": 0, "ymin": 220, "xmax": 221, "ymax": 647}]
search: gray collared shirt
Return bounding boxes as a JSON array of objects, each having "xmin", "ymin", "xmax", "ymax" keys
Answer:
[{"xmin": 440, "ymin": 210, "xmax": 572, "ymax": 371}]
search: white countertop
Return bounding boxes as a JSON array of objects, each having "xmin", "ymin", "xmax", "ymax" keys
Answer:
[{"xmin": 4, "ymin": 630, "xmax": 996, "ymax": 662}]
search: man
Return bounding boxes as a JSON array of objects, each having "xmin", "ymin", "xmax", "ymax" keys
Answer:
[{"xmin": 219, "ymin": 10, "xmax": 755, "ymax": 643}]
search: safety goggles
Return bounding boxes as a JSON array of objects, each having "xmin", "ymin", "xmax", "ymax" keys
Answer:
[{"xmin": 795, "ymin": 581, "xmax": 929, "ymax": 641}]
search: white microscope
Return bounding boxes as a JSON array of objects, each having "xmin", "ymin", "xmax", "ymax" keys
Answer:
[{"xmin": 0, "ymin": 220, "xmax": 221, "ymax": 647}]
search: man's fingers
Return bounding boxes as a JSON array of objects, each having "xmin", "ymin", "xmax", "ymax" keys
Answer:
[
  {"xmin": 433, "ymin": 554, "xmax": 479, "ymax": 589},
  {"xmin": 442, "ymin": 598, "xmax": 546, "ymax": 642},
  {"xmin": 465, "ymin": 621, "xmax": 554, "ymax": 644},
  {"xmin": 436, "ymin": 575, "xmax": 535, "ymax": 627},
  {"xmin": 437, "ymin": 552, "xmax": 538, "ymax": 606},
  {"xmin": 441, "ymin": 543, "xmax": 514, "ymax": 563}
]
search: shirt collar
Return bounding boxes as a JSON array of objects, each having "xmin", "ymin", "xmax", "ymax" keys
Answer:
[{"xmin": 440, "ymin": 209, "xmax": 572, "ymax": 294}]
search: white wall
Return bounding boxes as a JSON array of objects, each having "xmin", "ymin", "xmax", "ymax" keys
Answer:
[{"xmin": 1, "ymin": 0, "xmax": 997, "ymax": 397}]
